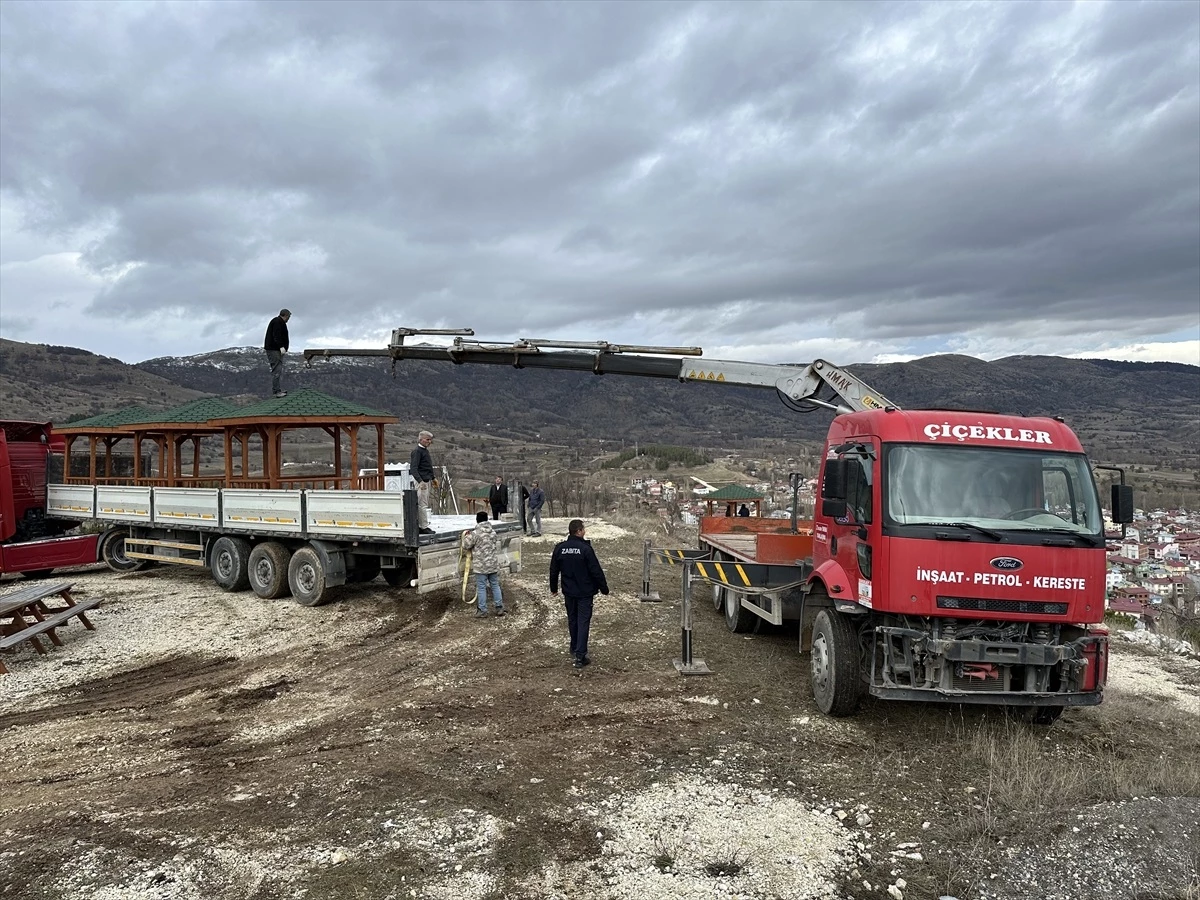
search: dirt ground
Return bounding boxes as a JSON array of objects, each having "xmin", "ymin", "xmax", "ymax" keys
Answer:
[{"xmin": 2, "ymin": 518, "xmax": 1198, "ymax": 900}]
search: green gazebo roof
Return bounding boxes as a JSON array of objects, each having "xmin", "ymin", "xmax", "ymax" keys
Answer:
[
  {"xmin": 463, "ymin": 485, "xmax": 491, "ymax": 500},
  {"xmin": 210, "ymin": 389, "xmax": 396, "ymax": 422},
  {"xmin": 703, "ymin": 484, "xmax": 765, "ymax": 501},
  {"xmin": 59, "ymin": 406, "xmax": 157, "ymax": 429},
  {"xmin": 126, "ymin": 397, "xmax": 240, "ymax": 426}
]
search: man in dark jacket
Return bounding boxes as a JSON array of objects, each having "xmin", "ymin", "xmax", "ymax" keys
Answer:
[
  {"xmin": 527, "ymin": 480, "xmax": 545, "ymax": 536},
  {"xmin": 488, "ymin": 476, "xmax": 508, "ymax": 521},
  {"xmin": 263, "ymin": 308, "xmax": 292, "ymax": 397},
  {"xmin": 409, "ymin": 430, "xmax": 435, "ymax": 535},
  {"xmin": 549, "ymin": 519, "xmax": 609, "ymax": 668}
]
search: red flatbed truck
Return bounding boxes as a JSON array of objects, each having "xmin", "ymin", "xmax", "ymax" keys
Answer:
[
  {"xmin": 307, "ymin": 331, "xmax": 1133, "ymax": 721},
  {"xmin": 0, "ymin": 421, "xmax": 115, "ymax": 577}
]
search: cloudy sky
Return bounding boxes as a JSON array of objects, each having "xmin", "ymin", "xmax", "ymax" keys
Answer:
[{"xmin": 1, "ymin": 0, "xmax": 1198, "ymax": 367}]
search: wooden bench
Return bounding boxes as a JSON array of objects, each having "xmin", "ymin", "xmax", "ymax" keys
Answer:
[{"xmin": 0, "ymin": 581, "xmax": 102, "ymax": 674}]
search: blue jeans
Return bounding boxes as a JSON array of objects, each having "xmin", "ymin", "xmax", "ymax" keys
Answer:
[
  {"xmin": 565, "ymin": 594, "xmax": 594, "ymax": 659},
  {"xmin": 476, "ymin": 572, "xmax": 503, "ymax": 611}
]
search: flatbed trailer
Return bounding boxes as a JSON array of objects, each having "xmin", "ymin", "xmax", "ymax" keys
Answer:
[
  {"xmin": 697, "ymin": 516, "xmax": 815, "ymax": 632},
  {"xmin": 45, "ymin": 482, "xmax": 521, "ymax": 606}
]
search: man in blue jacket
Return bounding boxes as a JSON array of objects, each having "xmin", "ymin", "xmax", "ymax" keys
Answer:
[{"xmin": 550, "ymin": 519, "xmax": 609, "ymax": 668}]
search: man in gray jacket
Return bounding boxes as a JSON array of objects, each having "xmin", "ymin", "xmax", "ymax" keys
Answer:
[{"xmin": 409, "ymin": 430, "xmax": 436, "ymax": 535}]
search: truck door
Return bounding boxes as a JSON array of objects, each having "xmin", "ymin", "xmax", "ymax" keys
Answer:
[{"xmin": 822, "ymin": 440, "xmax": 878, "ymax": 604}]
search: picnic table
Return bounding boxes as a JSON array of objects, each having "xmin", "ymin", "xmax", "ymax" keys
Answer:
[{"xmin": 0, "ymin": 581, "xmax": 103, "ymax": 674}]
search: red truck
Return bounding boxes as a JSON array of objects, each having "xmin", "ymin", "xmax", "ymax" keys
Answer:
[
  {"xmin": 0, "ymin": 421, "xmax": 118, "ymax": 577},
  {"xmin": 308, "ymin": 330, "xmax": 1133, "ymax": 721}
]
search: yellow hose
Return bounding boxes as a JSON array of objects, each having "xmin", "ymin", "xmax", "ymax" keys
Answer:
[{"xmin": 459, "ymin": 531, "xmax": 473, "ymax": 604}]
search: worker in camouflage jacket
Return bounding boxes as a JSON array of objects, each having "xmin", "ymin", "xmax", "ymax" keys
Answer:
[{"xmin": 464, "ymin": 510, "xmax": 505, "ymax": 618}]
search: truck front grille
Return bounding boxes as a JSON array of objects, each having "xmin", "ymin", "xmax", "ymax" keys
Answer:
[{"xmin": 937, "ymin": 597, "xmax": 1069, "ymax": 616}]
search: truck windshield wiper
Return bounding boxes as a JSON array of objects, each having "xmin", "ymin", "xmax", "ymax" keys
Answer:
[
  {"xmin": 926, "ymin": 522, "xmax": 1003, "ymax": 541},
  {"xmin": 1026, "ymin": 527, "xmax": 1104, "ymax": 547}
]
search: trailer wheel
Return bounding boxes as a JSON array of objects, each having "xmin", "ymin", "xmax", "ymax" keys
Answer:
[
  {"xmin": 289, "ymin": 546, "xmax": 334, "ymax": 606},
  {"xmin": 101, "ymin": 528, "xmax": 147, "ymax": 572},
  {"xmin": 810, "ymin": 609, "xmax": 861, "ymax": 717},
  {"xmin": 710, "ymin": 551, "xmax": 727, "ymax": 612},
  {"xmin": 248, "ymin": 542, "xmax": 292, "ymax": 599},
  {"xmin": 210, "ymin": 536, "xmax": 252, "ymax": 592},
  {"xmin": 382, "ymin": 558, "xmax": 416, "ymax": 588},
  {"xmin": 724, "ymin": 585, "xmax": 754, "ymax": 633}
]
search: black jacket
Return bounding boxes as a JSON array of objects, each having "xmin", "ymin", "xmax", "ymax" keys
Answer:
[
  {"xmin": 410, "ymin": 445, "xmax": 434, "ymax": 483},
  {"xmin": 550, "ymin": 534, "xmax": 609, "ymax": 599},
  {"xmin": 489, "ymin": 483, "xmax": 508, "ymax": 511},
  {"xmin": 264, "ymin": 316, "xmax": 290, "ymax": 352}
]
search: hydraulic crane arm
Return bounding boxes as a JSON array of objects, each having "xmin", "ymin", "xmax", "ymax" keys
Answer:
[{"xmin": 304, "ymin": 327, "xmax": 899, "ymax": 415}]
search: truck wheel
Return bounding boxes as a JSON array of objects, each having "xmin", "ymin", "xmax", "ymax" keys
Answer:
[
  {"xmin": 810, "ymin": 609, "xmax": 861, "ymax": 717},
  {"xmin": 289, "ymin": 546, "xmax": 334, "ymax": 606},
  {"xmin": 382, "ymin": 558, "xmax": 416, "ymax": 588},
  {"xmin": 248, "ymin": 542, "xmax": 292, "ymax": 599},
  {"xmin": 210, "ymin": 536, "xmax": 252, "ymax": 592},
  {"xmin": 1025, "ymin": 705, "xmax": 1065, "ymax": 726},
  {"xmin": 101, "ymin": 528, "xmax": 147, "ymax": 572},
  {"xmin": 724, "ymin": 586, "xmax": 754, "ymax": 633}
]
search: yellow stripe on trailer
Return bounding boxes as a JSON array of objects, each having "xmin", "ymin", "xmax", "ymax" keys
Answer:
[{"xmin": 734, "ymin": 563, "xmax": 751, "ymax": 586}]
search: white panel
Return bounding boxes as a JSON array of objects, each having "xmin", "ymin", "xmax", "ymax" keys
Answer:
[
  {"xmin": 417, "ymin": 543, "xmax": 466, "ymax": 594},
  {"xmin": 47, "ymin": 484, "xmax": 96, "ymax": 519},
  {"xmin": 152, "ymin": 488, "xmax": 221, "ymax": 526},
  {"xmin": 95, "ymin": 486, "xmax": 152, "ymax": 523},
  {"xmin": 306, "ymin": 490, "xmax": 406, "ymax": 539},
  {"xmin": 221, "ymin": 489, "xmax": 304, "ymax": 534},
  {"xmin": 499, "ymin": 534, "xmax": 522, "ymax": 574}
]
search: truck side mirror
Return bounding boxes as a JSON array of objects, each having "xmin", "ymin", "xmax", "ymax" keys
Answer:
[
  {"xmin": 822, "ymin": 459, "xmax": 848, "ymax": 501},
  {"xmin": 1111, "ymin": 484, "xmax": 1134, "ymax": 524}
]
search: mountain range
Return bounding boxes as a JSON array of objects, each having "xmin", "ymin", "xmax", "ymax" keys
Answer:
[{"xmin": 1, "ymin": 338, "xmax": 1197, "ymax": 465}]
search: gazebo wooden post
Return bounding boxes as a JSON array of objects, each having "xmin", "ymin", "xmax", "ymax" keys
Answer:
[
  {"xmin": 333, "ymin": 425, "xmax": 342, "ymax": 489},
  {"xmin": 241, "ymin": 430, "xmax": 250, "ymax": 482},
  {"xmin": 103, "ymin": 437, "xmax": 114, "ymax": 480},
  {"xmin": 375, "ymin": 425, "xmax": 386, "ymax": 490},
  {"xmin": 349, "ymin": 424, "xmax": 360, "ymax": 490},
  {"xmin": 133, "ymin": 434, "xmax": 142, "ymax": 483},
  {"xmin": 192, "ymin": 436, "xmax": 201, "ymax": 480},
  {"xmin": 88, "ymin": 436, "xmax": 98, "ymax": 482},
  {"xmin": 64, "ymin": 436, "xmax": 75, "ymax": 483}
]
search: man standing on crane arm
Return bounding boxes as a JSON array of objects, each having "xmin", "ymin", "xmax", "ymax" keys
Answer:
[{"xmin": 550, "ymin": 519, "xmax": 609, "ymax": 669}]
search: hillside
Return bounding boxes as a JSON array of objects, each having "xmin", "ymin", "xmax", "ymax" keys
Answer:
[
  {"xmin": 134, "ymin": 345, "xmax": 1200, "ymax": 463},
  {"xmin": 0, "ymin": 340, "xmax": 205, "ymax": 421}
]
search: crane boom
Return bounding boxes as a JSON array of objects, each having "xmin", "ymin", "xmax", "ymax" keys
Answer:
[{"xmin": 303, "ymin": 328, "xmax": 899, "ymax": 415}]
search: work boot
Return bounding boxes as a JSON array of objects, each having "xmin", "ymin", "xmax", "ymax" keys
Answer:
[
  {"xmin": 494, "ymin": 608, "xmax": 506, "ymax": 617},
  {"xmin": 474, "ymin": 609, "xmax": 488, "ymax": 618}
]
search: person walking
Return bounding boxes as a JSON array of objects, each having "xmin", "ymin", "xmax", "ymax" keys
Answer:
[
  {"xmin": 410, "ymin": 430, "xmax": 436, "ymax": 535},
  {"xmin": 463, "ymin": 511, "xmax": 505, "ymax": 618},
  {"xmin": 263, "ymin": 308, "xmax": 292, "ymax": 397},
  {"xmin": 488, "ymin": 476, "xmax": 508, "ymax": 521},
  {"xmin": 549, "ymin": 519, "xmax": 609, "ymax": 668},
  {"xmin": 527, "ymin": 480, "xmax": 545, "ymax": 537}
]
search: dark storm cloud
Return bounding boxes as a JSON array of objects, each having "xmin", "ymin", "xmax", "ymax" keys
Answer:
[{"xmin": 1, "ymin": 0, "xmax": 1197, "ymax": 356}]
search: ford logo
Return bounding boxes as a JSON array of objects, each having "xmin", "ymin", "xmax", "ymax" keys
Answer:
[{"xmin": 991, "ymin": 557, "xmax": 1024, "ymax": 571}]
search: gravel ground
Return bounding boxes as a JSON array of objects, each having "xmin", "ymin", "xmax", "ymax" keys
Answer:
[{"xmin": 2, "ymin": 527, "xmax": 1198, "ymax": 900}]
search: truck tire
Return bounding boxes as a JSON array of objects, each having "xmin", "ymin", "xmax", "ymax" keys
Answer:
[
  {"xmin": 289, "ymin": 546, "xmax": 335, "ymax": 606},
  {"xmin": 724, "ymin": 586, "xmax": 754, "ymax": 633},
  {"xmin": 248, "ymin": 542, "xmax": 291, "ymax": 599},
  {"xmin": 810, "ymin": 609, "xmax": 861, "ymax": 717},
  {"xmin": 710, "ymin": 551, "xmax": 727, "ymax": 612},
  {"xmin": 101, "ymin": 528, "xmax": 147, "ymax": 572},
  {"xmin": 382, "ymin": 558, "xmax": 416, "ymax": 588},
  {"xmin": 210, "ymin": 536, "xmax": 252, "ymax": 592}
]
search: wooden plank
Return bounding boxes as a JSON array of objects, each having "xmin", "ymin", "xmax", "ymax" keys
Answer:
[{"xmin": 125, "ymin": 552, "xmax": 207, "ymax": 567}]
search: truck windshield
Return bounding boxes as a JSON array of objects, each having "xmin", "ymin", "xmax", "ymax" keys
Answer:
[{"xmin": 884, "ymin": 444, "xmax": 1102, "ymax": 535}]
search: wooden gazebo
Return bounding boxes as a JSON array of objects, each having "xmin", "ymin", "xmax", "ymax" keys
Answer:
[
  {"xmin": 206, "ymin": 390, "xmax": 398, "ymax": 490},
  {"xmin": 463, "ymin": 485, "xmax": 491, "ymax": 515},
  {"xmin": 702, "ymin": 484, "xmax": 766, "ymax": 517},
  {"xmin": 55, "ymin": 389, "xmax": 398, "ymax": 491}
]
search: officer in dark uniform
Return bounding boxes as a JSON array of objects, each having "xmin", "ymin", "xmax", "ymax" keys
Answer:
[{"xmin": 549, "ymin": 519, "xmax": 609, "ymax": 668}]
